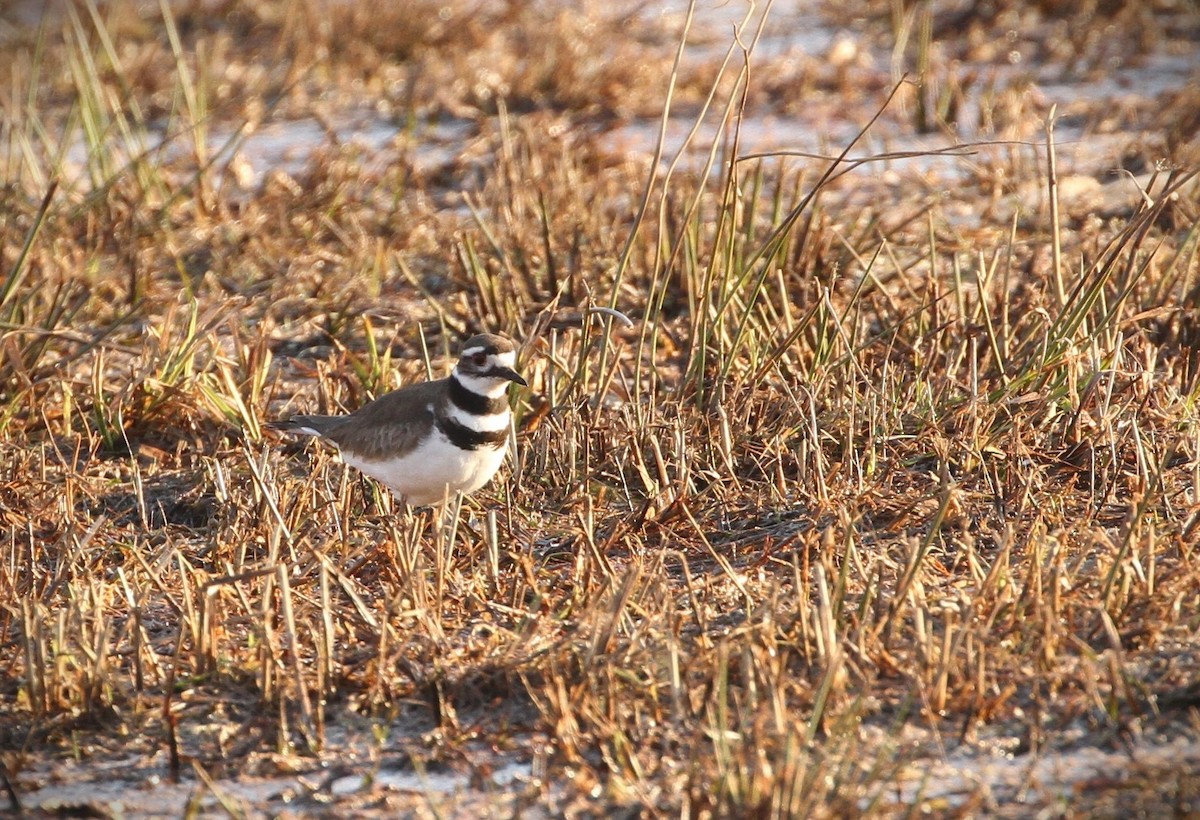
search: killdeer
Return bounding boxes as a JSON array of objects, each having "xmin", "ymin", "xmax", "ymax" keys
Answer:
[{"xmin": 268, "ymin": 333, "xmax": 526, "ymax": 506}]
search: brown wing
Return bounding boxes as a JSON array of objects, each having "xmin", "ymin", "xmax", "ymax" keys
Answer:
[{"xmin": 318, "ymin": 378, "xmax": 446, "ymax": 460}]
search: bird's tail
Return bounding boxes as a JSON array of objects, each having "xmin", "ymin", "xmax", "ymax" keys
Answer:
[{"xmin": 265, "ymin": 415, "xmax": 338, "ymax": 438}]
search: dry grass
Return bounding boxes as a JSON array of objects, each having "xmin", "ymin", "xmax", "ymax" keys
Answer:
[{"xmin": 2, "ymin": 0, "xmax": 1199, "ymax": 816}]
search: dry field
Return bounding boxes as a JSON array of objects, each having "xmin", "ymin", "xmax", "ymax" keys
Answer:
[{"xmin": 2, "ymin": 0, "xmax": 1199, "ymax": 816}]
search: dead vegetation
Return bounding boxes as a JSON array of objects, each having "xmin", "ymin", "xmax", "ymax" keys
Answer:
[{"xmin": 1, "ymin": 0, "xmax": 1199, "ymax": 816}]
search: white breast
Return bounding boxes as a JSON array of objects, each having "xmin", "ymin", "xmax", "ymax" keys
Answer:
[{"xmin": 340, "ymin": 427, "xmax": 509, "ymax": 506}]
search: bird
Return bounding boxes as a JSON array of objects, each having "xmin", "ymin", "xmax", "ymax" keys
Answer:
[{"xmin": 267, "ymin": 333, "xmax": 526, "ymax": 506}]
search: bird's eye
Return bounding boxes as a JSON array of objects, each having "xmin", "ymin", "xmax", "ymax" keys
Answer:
[{"xmin": 471, "ymin": 353, "xmax": 488, "ymax": 367}]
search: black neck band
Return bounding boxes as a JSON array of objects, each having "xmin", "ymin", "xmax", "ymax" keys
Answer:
[
  {"xmin": 448, "ymin": 374, "xmax": 509, "ymax": 416},
  {"xmin": 436, "ymin": 415, "xmax": 508, "ymax": 451}
]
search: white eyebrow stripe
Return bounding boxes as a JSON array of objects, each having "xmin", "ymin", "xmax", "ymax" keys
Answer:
[{"xmin": 493, "ymin": 351, "xmax": 516, "ymax": 368}]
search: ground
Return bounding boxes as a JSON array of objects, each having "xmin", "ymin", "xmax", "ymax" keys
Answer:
[{"xmin": 1, "ymin": 0, "xmax": 1199, "ymax": 817}]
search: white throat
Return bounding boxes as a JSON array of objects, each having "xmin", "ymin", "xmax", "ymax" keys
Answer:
[{"xmin": 452, "ymin": 368, "xmax": 513, "ymax": 399}]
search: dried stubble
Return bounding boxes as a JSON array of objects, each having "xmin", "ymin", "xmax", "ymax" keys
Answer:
[{"xmin": 1, "ymin": 0, "xmax": 1199, "ymax": 817}]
